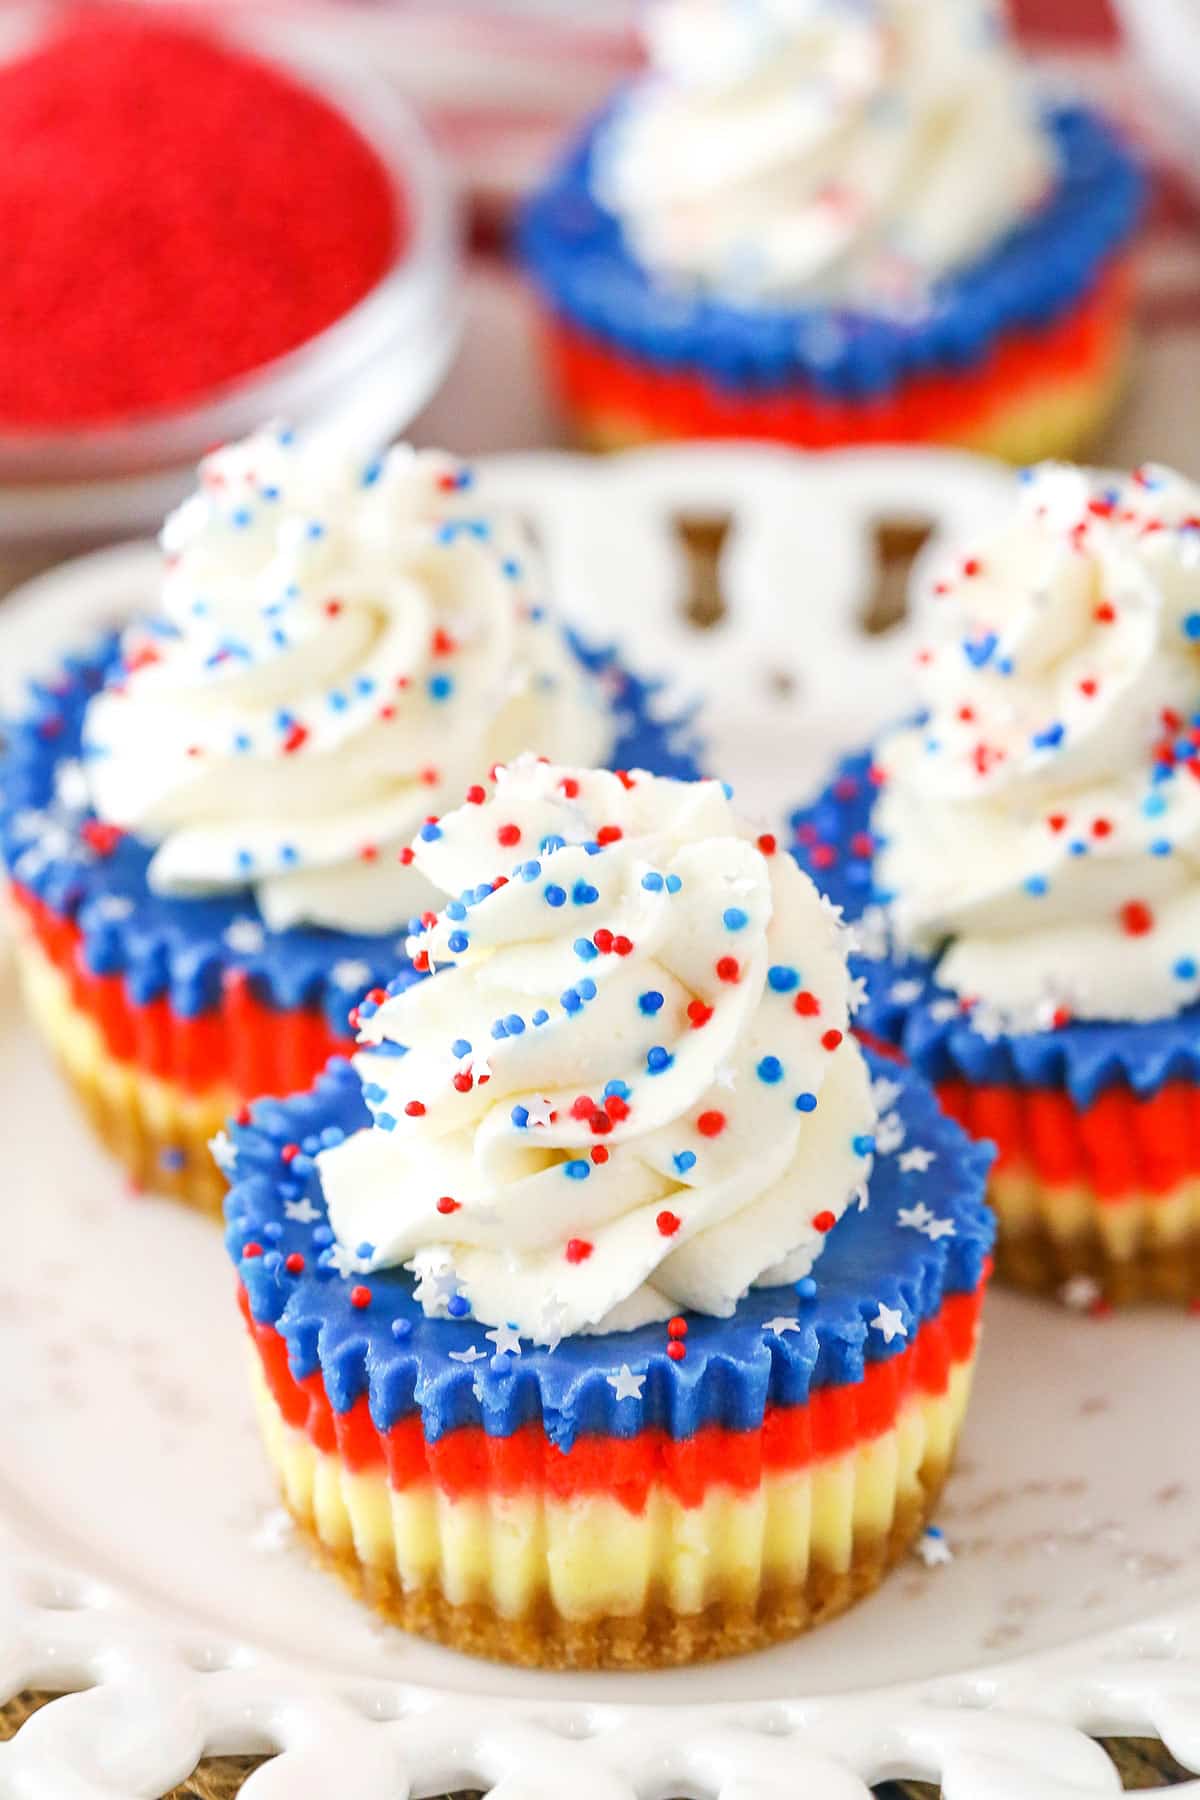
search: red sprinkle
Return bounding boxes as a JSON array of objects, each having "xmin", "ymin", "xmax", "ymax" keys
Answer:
[
  {"xmin": 812, "ymin": 1210, "xmax": 836, "ymax": 1233},
  {"xmin": 667, "ymin": 1316, "xmax": 688, "ymax": 1339},
  {"xmin": 81, "ymin": 820, "xmax": 123, "ymax": 857},
  {"xmin": 242, "ymin": 1241, "xmax": 263, "ymax": 1259},
  {"xmin": 656, "ymin": 1210, "xmax": 681, "ymax": 1236},
  {"xmin": 793, "ymin": 991, "xmax": 821, "ymax": 1016},
  {"xmin": 591, "ymin": 1145, "xmax": 609, "ymax": 1164},
  {"xmin": 496, "ymin": 823, "xmax": 521, "ymax": 847},
  {"xmin": 284, "ymin": 1252, "xmax": 305, "ymax": 1275},
  {"xmin": 1094, "ymin": 601, "xmax": 1116, "ymax": 623},
  {"xmin": 821, "ymin": 1028, "xmax": 844, "ymax": 1051},
  {"xmin": 687, "ymin": 1000, "xmax": 714, "ymax": 1028},
  {"xmin": 559, "ymin": 777, "xmax": 580, "ymax": 798},
  {"xmin": 666, "ymin": 1341, "xmax": 686, "ymax": 1361},
  {"xmin": 0, "ymin": 12, "xmax": 400, "ymax": 428},
  {"xmin": 715, "ymin": 956, "xmax": 740, "ymax": 983},
  {"xmin": 565, "ymin": 1238, "xmax": 593, "ymax": 1264},
  {"xmin": 604, "ymin": 1093, "xmax": 630, "ymax": 1122},
  {"xmin": 756, "ymin": 833, "xmax": 777, "ymax": 854},
  {"xmin": 436, "ymin": 1195, "xmax": 460, "ymax": 1214},
  {"xmin": 596, "ymin": 825, "xmax": 623, "ymax": 845},
  {"xmin": 280, "ymin": 1143, "xmax": 300, "ymax": 1164},
  {"xmin": 1119, "ymin": 900, "xmax": 1154, "ymax": 936},
  {"xmin": 350, "ymin": 1285, "xmax": 372, "ymax": 1310},
  {"xmin": 696, "ymin": 1110, "xmax": 726, "ymax": 1138},
  {"xmin": 404, "ymin": 1100, "xmax": 426, "ymax": 1117},
  {"xmin": 465, "ymin": 785, "xmax": 486, "ymax": 805},
  {"xmin": 452, "ymin": 1072, "xmax": 473, "ymax": 1093}
]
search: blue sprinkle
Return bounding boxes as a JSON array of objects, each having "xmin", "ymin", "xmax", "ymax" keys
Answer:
[
  {"xmin": 306, "ymin": 521, "xmax": 325, "ymax": 540},
  {"xmin": 1152, "ymin": 764, "xmax": 1176, "ymax": 787},
  {"xmin": 235, "ymin": 849, "xmax": 253, "ymax": 871},
  {"xmin": 641, "ymin": 872, "xmax": 664, "ymax": 892},
  {"xmin": 646, "ymin": 1046, "xmax": 674, "ymax": 1073},
  {"xmin": 572, "ymin": 881, "xmax": 599, "ymax": 905},
  {"xmin": 532, "ymin": 1009, "xmax": 550, "ymax": 1026},
  {"xmin": 963, "ymin": 631, "xmax": 997, "ymax": 669},
  {"xmin": 639, "ymin": 990, "xmax": 664, "ymax": 1014},
  {"xmin": 234, "ymin": 732, "xmax": 252, "ymax": 753},
  {"xmin": 562, "ymin": 989, "xmax": 582, "ymax": 1014},
  {"xmin": 795, "ymin": 1092, "xmax": 818, "ymax": 1113},
  {"xmin": 320, "ymin": 1128, "xmax": 345, "ymax": 1149},
  {"xmin": 1175, "ymin": 957, "xmax": 1198, "ymax": 981},
  {"xmin": 1031, "ymin": 722, "xmax": 1065, "ymax": 751},
  {"xmin": 604, "ymin": 1080, "xmax": 631, "ymax": 1100},
  {"xmin": 722, "ymin": 782, "xmax": 734, "ymax": 799},
  {"xmin": 490, "ymin": 1352, "xmax": 510, "ymax": 1373},
  {"xmin": 159, "ymin": 1147, "xmax": 186, "ymax": 1172},
  {"xmin": 511, "ymin": 1105, "xmax": 530, "ymax": 1128},
  {"xmin": 231, "ymin": 506, "xmax": 253, "ymax": 529},
  {"xmin": 574, "ymin": 937, "xmax": 599, "ymax": 961},
  {"xmin": 312, "ymin": 1225, "xmax": 334, "ymax": 1248},
  {"xmin": 419, "ymin": 822, "xmax": 442, "ymax": 842},
  {"xmin": 1183, "ymin": 614, "xmax": 1200, "ymax": 641},
  {"xmin": 428, "ymin": 674, "xmax": 454, "ymax": 702},
  {"xmin": 578, "ymin": 978, "xmax": 597, "ymax": 1000},
  {"xmin": 673, "ymin": 1150, "xmax": 697, "ymax": 1175},
  {"xmin": 451, "ymin": 1037, "xmax": 472, "ymax": 1058},
  {"xmin": 544, "ymin": 884, "xmax": 566, "ymax": 907},
  {"xmin": 361, "ymin": 459, "xmax": 383, "ymax": 487},
  {"xmin": 391, "ymin": 1317, "xmax": 413, "ymax": 1340},
  {"xmin": 665, "ymin": 874, "xmax": 683, "ymax": 894},
  {"xmin": 445, "ymin": 901, "xmax": 467, "ymax": 921},
  {"xmin": 756, "ymin": 1055, "xmax": 783, "ymax": 1084},
  {"xmin": 1151, "ymin": 839, "xmax": 1173, "ymax": 857},
  {"xmin": 446, "ymin": 1295, "xmax": 470, "ymax": 1318},
  {"xmin": 363, "ymin": 1083, "xmax": 387, "ymax": 1103},
  {"xmin": 328, "ymin": 691, "xmax": 348, "ymax": 712},
  {"xmin": 768, "ymin": 965, "xmax": 799, "ymax": 992},
  {"xmin": 540, "ymin": 834, "xmax": 566, "ymax": 855},
  {"xmin": 995, "ymin": 656, "xmax": 1015, "ymax": 677},
  {"xmin": 1068, "ymin": 840, "xmax": 1088, "ymax": 858},
  {"xmin": 795, "ymin": 1277, "xmax": 817, "ymax": 1300},
  {"xmin": 375, "ymin": 1113, "xmax": 396, "ymax": 1132},
  {"xmin": 448, "ymin": 932, "xmax": 469, "ymax": 953},
  {"xmin": 723, "ymin": 907, "xmax": 748, "ymax": 931},
  {"xmin": 564, "ymin": 1160, "xmax": 590, "ymax": 1180},
  {"xmin": 1024, "ymin": 874, "xmax": 1049, "ymax": 895},
  {"xmin": 356, "ymin": 1241, "xmax": 375, "ymax": 1259},
  {"xmin": 501, "ymin": 558, "xmax": 521, "ymax": 579},
  {"xmin": 852, "ymin": 1133, "xmax": 875, "ymax": 1156},
  {"xmin": 279, "ymin": 844, "xmax": 299, "ymax": 866},
  {"xmin": 491, "ymin": 1019, "xmax": 509, "ymax": 1039},
  {"xmin": 519, "ymin": 861, "xmax": 542, "ymax": 882}
]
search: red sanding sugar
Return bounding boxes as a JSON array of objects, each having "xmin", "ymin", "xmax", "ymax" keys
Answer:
[{"xmin": 0, "ymin": 7, "xmax": 402, "ymax": 429}]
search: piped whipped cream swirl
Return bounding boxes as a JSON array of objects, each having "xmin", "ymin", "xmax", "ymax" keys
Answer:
[
  {"xmin": 319, "ymin": 761, "xmax": 876, "ymax": 1343},
  {"xmin": 875, "ymin": 462, "xmax": 1200, "ymax": 1029},
  {"xmin": 84, "ymin": 429, "xmax": 609, "ymax": 935},
  {"xmin": 595, "ymin": 0, "xmax": 1051, "ymax": 307}
]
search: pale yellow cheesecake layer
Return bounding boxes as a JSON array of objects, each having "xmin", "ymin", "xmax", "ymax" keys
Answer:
[
  {"xmin": 13, "ymin": 931, "xmax": 233, "ymax": 1213},
  {"xmin": 992, "ymin": 1166, "xmax": 1200, "ymax": 1302}
]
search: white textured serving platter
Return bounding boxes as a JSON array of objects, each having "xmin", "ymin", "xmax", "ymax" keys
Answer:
[{"xmin": 4, "ymin": 445, "xmax": 1200, "ymax": 1799}]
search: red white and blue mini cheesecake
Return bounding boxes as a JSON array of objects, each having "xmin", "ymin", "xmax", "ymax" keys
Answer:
[
  {"xmin": 793, "ymin": 460, "xmax": 1200, "ymax": 1304},
  {"xmin": 224, "ymin": 760, "xmax": 993, "ymax": 1668},
  {"xmin": 521, "ymin": 0, "xmax": 1141, "ymax": 461},
  {"xmin": 0, "ymin": 430, "xmax": 698, "ymax": 1213}
]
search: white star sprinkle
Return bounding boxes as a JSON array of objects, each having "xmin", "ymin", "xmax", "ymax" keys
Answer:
[
  {"xmin": 523, "ymin": 1096, "xmax": 556, "ymax": 1129},
  {"xmin": 715, "ymin": 1063, "xmax": 738, "ymax": 1091},
  {"xmin": 1059, "ymin": 1274, "xmax": 1102, "ymax": 1312},
  {"xmin": 928, "ymin": 998, "xmax": 960, "ymax": 1023},
  {"xmin": 224, "ymin": 917, "xmax": 266, "ymax": 955},
  {"xmin": 888, "ymin": 979, "xmax": 924, "ymax": 1004},
  {"xmin": 448, "ymin": 1345, "xmax": 485, "ymax": 1364},
  {"xmin": 327, "ymin": 1242, "xmax": 372, "ymax": 1278},
  {"xmin": 897, "ymin": 1200, "xmax": 935, "ymax": 1232},
  {"xmin": 762, "ymin": 1316, "xmax": 801, "ymax": 1336},
  {"xmin": 54, "ymin": 759, "xmax": 90, "ymax": 810},
  {"xmin": 871, "ymin": 1076, "xmax": 903, "ymax": 1111},
  {"xmin": 847, "ymin": 974, "xmax": 869, "ymax": 1014},
  {"xmin": 898, "ymin": 1146, "xmax": 936, "ymax": 1173},
  {"xmin": 926, "ymin": 1217, "xmax": 957, "ymax": 1242},
  {"xmin": 485, "ymin": 1322, "xmax": 523, "ymax": 1356},
  {"xmin": 331, "ymin": 957, "xmax": 371, "ymax": 991},
  {"xmin": 915, "ymin": 1527, "xmax": 953, "ymax": 1568},
  {"xmin": 607, "ymin": 1365, "xmax": 645, "ymax": 1401},
  {"xmin": 847, "ymin": 904, "xmax": 890, "ymax": 961},
  {"xmin": 874, "ymin": 1112, "xmax": 906, "ymax": 1155},
  {"xmin": 92, "ymin": 893, "xmax": 134, "ymax": 922},
  {"xmin": 410, "ymin": 1257, "xmax": 460, "ymax": 1315},
  {"xmin": 284, "ymin": 1196, "xmax": 321, "ymax": 1225},
  {"xmin": 539, "ymin": 1295, "xmax": 568, "ymax": 1352},
  {"xmin": 870, "ymin": 1303, "xmax": 907, "ymax": 1343},
  {"xmin": 209, "ymin": 1132, "xmax": 236, "ymax": 1175}
]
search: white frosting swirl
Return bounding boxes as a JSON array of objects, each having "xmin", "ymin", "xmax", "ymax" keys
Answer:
[
  {"xmin": 84, "ymin": 429, "xmax": 610, "ymax": 936},
  {"xmin": 595, "ymin": 0, "xmax": 1051, "ymax": 306},
  {"xmin": 319, "ymin": 761, "xmax": 876, "ymax": 1343},
  {"xmin": 875, "ymin": 462, "xmax": 1200, "ymax": 1029}
]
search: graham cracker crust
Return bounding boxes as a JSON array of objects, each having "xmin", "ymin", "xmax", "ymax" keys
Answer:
[
  {"xmin": 286, "ymin": 1468, "xmax": 950, "ymax": 1670},
  {"xmin": 997, "ymin": 1225, "xmax": 1200, "ymax": 1307}
]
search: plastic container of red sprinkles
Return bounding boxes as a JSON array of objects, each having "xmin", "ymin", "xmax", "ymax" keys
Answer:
[{"xmin": 0, "ymin": 7, "xmax": 461, "ymax": 545}]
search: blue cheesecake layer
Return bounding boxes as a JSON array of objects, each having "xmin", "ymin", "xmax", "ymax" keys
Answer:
[
  {"xmin": 520, "ymin": 103, "xmax": 1142, "ymax": 400},
  {"xmin": 0, "ymin": 636, "xmax": 701, "ymax": 1038},
  {"xmin": 790, "ymin": 751, "xmax": 1200, "ymax": 1109},
  {"xmin": 223, "ymin": 1048, "xmax": 993, "ymax": 1452}
]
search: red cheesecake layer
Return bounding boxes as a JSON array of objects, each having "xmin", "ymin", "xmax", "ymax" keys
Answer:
[
  {"xmin": 939, "ymin": 1077, "xmax": 1200, "ymax": 1202},
  {"xmin": 12, "ymin": 884, "xmax": 354, "ymax": 1099},
  {"xmin": 242, "ymin": 1279, "xmax": 985, "ymax": 1515},
  {"xmin": 543, "ymin": 259, "xmax": 1131, "ymax": 450}
]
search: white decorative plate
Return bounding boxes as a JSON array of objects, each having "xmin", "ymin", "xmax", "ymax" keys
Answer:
[{"xmin": 3, "ymin": 446, "xmax": 1200, "ymax": 1800}]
